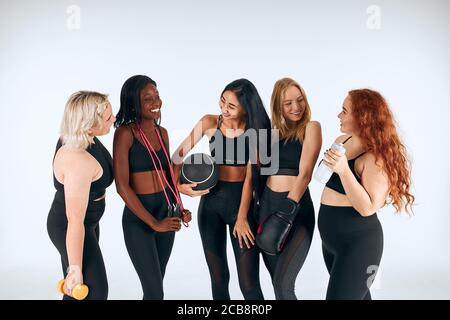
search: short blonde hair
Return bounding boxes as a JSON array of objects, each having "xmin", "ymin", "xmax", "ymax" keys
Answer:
[
  {"xmin": 271, "ymin": 78, "xmax": 311, "ymax": 141},
  {"xmin": 60, "ymin": 91, "xmax": 109, "ymax": 149}
]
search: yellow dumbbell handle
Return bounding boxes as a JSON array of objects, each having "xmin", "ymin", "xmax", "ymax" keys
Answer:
[{"xmin": 57, "ymin": 279, "xmax": 89, "ymax": 300}]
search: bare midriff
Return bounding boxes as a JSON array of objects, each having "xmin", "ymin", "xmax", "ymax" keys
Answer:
[
  {"xmin": 218, "ymin": 165, "xmax": 246, "ymax": 182},
  {"xmin": 320, "ymin": 186, "xmax": 353, "ymax": 206},
  {"xmin": 130, "ymin": 170, "xmax": 168, "ymax": 195},
  {"xmin": 266, "ymin": 175, "xmax": 297, "ymax": 193}
]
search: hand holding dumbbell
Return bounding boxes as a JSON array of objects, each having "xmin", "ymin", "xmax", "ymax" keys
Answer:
[
  {"xmin": 57, "ymin": 279, "xmax": 89, "ymax": 300},
  {"xmin": 56, "ymin": 265, "xmax": 89, "ymax": 300}
]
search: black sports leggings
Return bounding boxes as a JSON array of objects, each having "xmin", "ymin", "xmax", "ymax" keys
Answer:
[
  {"xmin": 47, "ymin": 191, "xmax": 108, "ymax": 300},
  {"xmin": 318, "ymin": 204, "xmax": 383, "ymax": 300},
  {"xmin": 198, "ymin": 181, "xmax": 264, "ymax": 300},
  {"xmin": 122, "ymin": 190, "xmax": 175, "ymax": 300},
  {"xmin": 257, "ymin": 186, "xmax": 315, "ymax": 300}
]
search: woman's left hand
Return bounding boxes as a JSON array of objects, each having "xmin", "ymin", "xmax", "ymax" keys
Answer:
[
  {"xmin": 323, "ymin": 148, "xmax": 349, "ymax": 176},
  {"xmin": 181, "ymin": 209, "xmax": 192, "ymax": 224},
  {"xmin": 233, "ymin": 217, "xmax": 255, "ymax": 249}
]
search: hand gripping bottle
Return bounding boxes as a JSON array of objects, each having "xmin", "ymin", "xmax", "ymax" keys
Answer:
[{"xmin": 314, "ymin": 142, "xmax": 346, "ymax": 183}]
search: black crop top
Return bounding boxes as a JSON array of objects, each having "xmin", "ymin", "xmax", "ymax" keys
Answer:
[
  {"xmin": 271, "ymin": 138, "xmax": 302, "ymax": 176},
  {"xmin": 128, "ymin": 126, "xmax": 169, "ymax": 173},
  {"xmin": 209, "ymin": 115, "xmax": 249, "ymax": 166},
  {"xmin": 53, "ymin": 137, "xmax": 114, "ymax": 201},
  {"xmin": 325, "ymin": 136, "xmax": 365, "ymax": 195}
]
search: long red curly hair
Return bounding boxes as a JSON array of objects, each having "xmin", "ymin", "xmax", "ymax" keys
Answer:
[{"xmin": 349, "ymin": 89, "xmax": 415, "ymax": 213}]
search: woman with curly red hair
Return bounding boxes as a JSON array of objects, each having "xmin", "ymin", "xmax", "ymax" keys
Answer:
[{"xmin": 318, "ymin": 89, "xmax": 414, "ymax": 300}]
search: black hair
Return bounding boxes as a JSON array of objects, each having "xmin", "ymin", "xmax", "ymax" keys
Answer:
[
  {"xmin": 221, "ymin": 79, "xmax": 272, "ymax": 208},
  {"xmin": 114, "ymin": 75, "xmax": 157, "ymax": 128},
  {"xmin": 221, "ymin": 78, "xmax": 271, "ymax": 132}
]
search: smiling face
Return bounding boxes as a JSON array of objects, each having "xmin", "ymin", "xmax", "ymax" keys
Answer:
[
  {"xmin": 90, "ymin": 102, "xmax": 115, "ymax": 137},
  {"xmin": 140, "ymin": 83, "xmax": 162, "ymax": 121},
  {"xmin": 219, "ymin": 90, "xmax": 245, "ymax": 121},
  {"xmin": 338, "ymin": 95, "xmax": 357, "ymax": 134},
  {"xmin": 281, "ymin": 85, "xmax": 306, "ymax": 123}
]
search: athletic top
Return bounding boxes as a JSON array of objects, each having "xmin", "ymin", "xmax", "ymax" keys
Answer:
[
  {"xmin": 209, "ymin": 115, "xmax": 249, "ymax": 166},
  {"xmin": 325, "ymin": 136, "xmax": 365, "ymax": 195},
  {"xmin": 271, "ymin": 138, "xmax": 302, "ymax": 176},
  {"xmin": 53, "ymin": 137, "xmax": 113, "ymax": 201},
  {"xmin": 127, "ymin": 125, "xmax": 169, "ymax": 173}
]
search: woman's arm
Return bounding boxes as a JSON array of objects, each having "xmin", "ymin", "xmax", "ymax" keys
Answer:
[
  {"xmin": 232, "ymin": 161, "xmax": 255, "ymax": 249},
  {"xmin": 288, "ymin": 121, "xmax": 322, "ymax": 202},
  {"xmin": 172, "ymin": 115, "xmax": 214, "ymax": 197},
  {"xmin": 59, "ymin": 151, "xmax": 96, "ymax": 292},
  {"xmin": 325, "ymin": 150, "xmax": 389, "ymax": 217},
  {"xmin": 113, "ymin": 126, "xmax": 180, "ymax": 232}
]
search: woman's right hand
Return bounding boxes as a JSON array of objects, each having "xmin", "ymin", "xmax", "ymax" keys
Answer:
[
  {"xmin": 153, "ymin": 217, "xmax": 182, "ymax": 232},
  {"xmin": 177, "ymin": 183, "xmax": 210, "ymax": 197},
  {"xmin": 64, "ymin": 265, "xmax": 83, "ymax": 297}
]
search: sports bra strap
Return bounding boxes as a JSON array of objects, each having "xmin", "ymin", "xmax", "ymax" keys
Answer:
[
  {"xmin": 352, "ymin": 151, "xmax": 366, "ymax": 161},
  {"xmin": 217, "ymin": 115, "xmax": 223, "ymax": 129},
  {"xmin": 127, "ymin": 124, "xmax": 137, "ymax": 140},
  {"xmin": 342, "ymin": 136, "xmax": 352, "ymax": 144}
]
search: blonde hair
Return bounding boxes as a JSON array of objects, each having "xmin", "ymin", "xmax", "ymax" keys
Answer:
[
  {"xmin": 60, "ymin": 91, "xmax": 109, "ymax": 149},
  {"xmin": 270, "ymin": 78, "xmax": 311, "ymax": 141}
]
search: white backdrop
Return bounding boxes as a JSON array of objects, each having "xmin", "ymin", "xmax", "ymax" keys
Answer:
[{"xmin": 1, "ymin": 0, "xmax": 449, "ymax": 299}]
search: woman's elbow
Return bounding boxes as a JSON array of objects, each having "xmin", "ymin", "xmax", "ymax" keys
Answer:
[
  {"xmin": 357, "ymin": 207, "xmax": 376, "ymax": 217},
  {"xmin": 67, "ymin": 213, "xmax": 85, "ymax": 225},
  {"xmin": 115, "ymin": 181, "xmax": 129, "ymax": 197},
  {"xmin": 298, "ymin": 172, "xmax": 312, "ymax": 184}
]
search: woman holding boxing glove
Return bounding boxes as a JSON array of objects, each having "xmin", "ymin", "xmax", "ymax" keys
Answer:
[
  {"xmin": 255, "ymin": 78, "xmax": 322, "ymax": 300},
  {"xmin": 47, "ymin": 91, "xmax": 115, "ymax": 300},
  {"xmin": 318, "ymin": 89, "xmax": 414, "ymax": 300},
  {"xmin": 113, "ymin": 75, "xmax": 191, "ymax": 300},
  {"xmin": 172, "ymin": 79, "xmax": 271, "ymax": 300}
]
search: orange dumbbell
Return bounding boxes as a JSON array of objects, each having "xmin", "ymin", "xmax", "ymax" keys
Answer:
[{"xmin": 57, "ymin": 279, "xmax": 89, "ymax": 300}]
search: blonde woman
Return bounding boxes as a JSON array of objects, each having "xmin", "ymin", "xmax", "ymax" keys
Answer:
[
  {"xmin": 256, "ymin": 78, "xmax": 322, "ymax": 299},
  {"xmin": 47, "ymin": 91, "xmax": 115, "ymax": 300}
]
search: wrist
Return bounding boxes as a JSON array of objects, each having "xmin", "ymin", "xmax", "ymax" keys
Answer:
[
  {"xmin": 148, "ymin": 217, "xmax": 158, "ymax": 229},
  {"xmin": 278, "ymin": 197, "xmax": 300, "ymax": 215},
  {"xmin": 286, "ymin": 194, "xmax": 300, "ymax": 203},
  {"xmin": 338, "ymin": 166, "xmax": 352, "ymax": 178},
  {"xmin": 67, "ymin": 265, "xmax": 82, "ymax": 273},
  {"xmin": 236, "ymin": 213, "xmax": 248, "ymax": 222}
]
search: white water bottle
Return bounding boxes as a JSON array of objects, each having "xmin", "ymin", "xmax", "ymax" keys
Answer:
[{"xmin": 314, "ymin": 142, "xmax": 346, "ymax": 183}]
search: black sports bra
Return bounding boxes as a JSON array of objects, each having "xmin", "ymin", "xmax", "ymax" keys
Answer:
[
  {"xmin": 271, "ymin": 138, "xmax": 302, "ymax": 176},
  {"xmin": 325, "ymin": 136, "xmax": 366, "ymax": 195},
  {"xmin": 127, "ymin": 125, "xmax": 170, "ymax": 173},
  {"xmin": 209, "ymin": 115, "xmax": 249, "ymax": 167},
  {"xmin": 53, "ymin": 137, "xmax": 114, "ymax": 201}
]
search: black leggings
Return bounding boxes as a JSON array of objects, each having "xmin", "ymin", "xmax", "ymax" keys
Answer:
[
  {"xmin": 198, "ymin": 181, "xmax": 264, "ymax": 300},
  {"xmin": 257, "ymin": 186, "xmax": 315, "ymax": 300},
  {"xmin": 122, "ymin": 191, "xmax": 175, "ymax": 300},
  {"xmin": 47, "ymin": 191, "xmax": 108, "ymax": 300},
  {"xmin": 318, "ymin": 204, "xmax": 383, "ymax": 300}
]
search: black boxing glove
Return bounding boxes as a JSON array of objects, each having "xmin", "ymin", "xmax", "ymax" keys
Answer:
[{"xmin": 255, "ymin": 197, "xmax": 300, "ymax": 255}]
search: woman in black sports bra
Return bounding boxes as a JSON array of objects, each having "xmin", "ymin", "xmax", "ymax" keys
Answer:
[
  {"xmin": 256, "ymin": 78, "xmax": 322, "ymax": 299},
  {"xmin": 113, "ymin": 75, "xmax": 192, "ymax": 300},
  {"xmin": 173, "ymin": 79, "xmax": 271, "ymax": 300},
  {"xmin": 318, "ymin": 89, "xmax": 415, "ymax": 300},
  {"xmin": 47, "ymin": 91, "xmax": 115, "ymax": 300}
]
